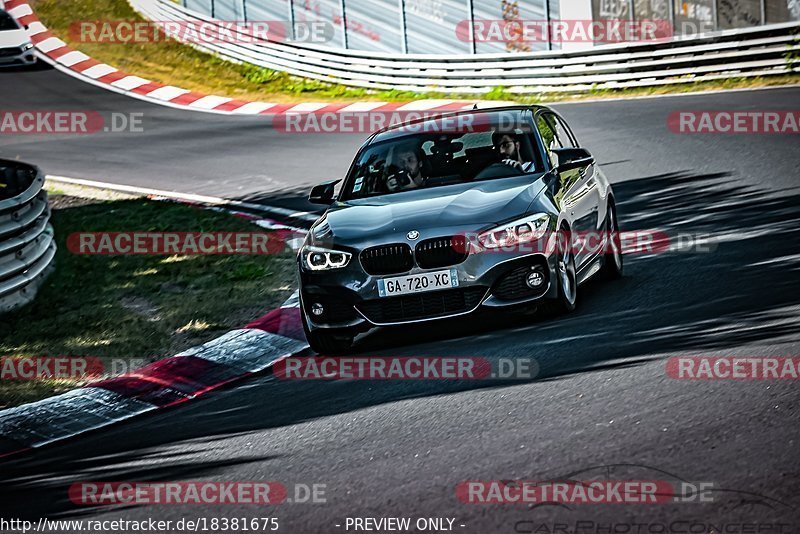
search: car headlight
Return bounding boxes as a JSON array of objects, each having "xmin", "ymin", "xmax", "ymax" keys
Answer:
[
  {"xmin": 301, "ymin": 246, "xmax": 352, "ymax": 271},
  {"xmin": 22, "ymin": 42, "xmax": 34, "ymax": 51},
  {"xmin": 477, "ymin": 213, "xmax": 550, "ymax": 249}
]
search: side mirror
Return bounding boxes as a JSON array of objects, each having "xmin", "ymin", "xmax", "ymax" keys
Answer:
[
  {"xmin": 24, "ymin": 25, "xmax": 30, "ymax": 30},
  {"xmin": 552, "ymin": 147, "xmax": 594, "ymax": 173},
  {"xmin": 308, "ymin": 179, "xmax": 340, "ymax": 205}
]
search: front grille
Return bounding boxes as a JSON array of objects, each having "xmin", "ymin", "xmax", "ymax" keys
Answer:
[
  {"xmin": 415, "ymin": 236, "xmax": 469, "ymax": 269},
  {"xmin": 492, "ymin": 264, "xmax": 549, "ymax": 301},
  {"xmin": 0, "ymin": 47, "xmax": 21, "ymax": 57},
  {"xmin": 360, "ymin": 243, "xmax": 413, "ymax": 275},
  {"xmin": 357, "ymin": 286, "xmax": 487, "ymax": 324}
]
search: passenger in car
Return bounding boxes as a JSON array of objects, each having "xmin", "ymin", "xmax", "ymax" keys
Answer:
[{"xmin": 387, "ymin": 142, "xmax": 429, "ymax": 192}]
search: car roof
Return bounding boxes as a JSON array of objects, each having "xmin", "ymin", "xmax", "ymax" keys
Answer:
[{"xmin": 368, "ymin": 105, "xmax": 554, "ymax": 144}]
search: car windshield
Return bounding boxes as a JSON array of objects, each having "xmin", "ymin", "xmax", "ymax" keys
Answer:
[
  {"xmin": 0, "ymin": 12, "xmax": 20, "ymax": 31},
  {"xmin": 341, "ymin": 124, "xmax": 542, "ymax": 200}
]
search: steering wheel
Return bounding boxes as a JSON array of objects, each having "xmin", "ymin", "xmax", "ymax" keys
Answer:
[{"xmin": 474, "ymin": 162, "xmax": 525, "ymax": 181}]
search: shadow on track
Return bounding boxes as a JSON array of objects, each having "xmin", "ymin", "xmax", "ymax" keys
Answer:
[
  {"xmin": 0, "ymin": 62, "xmax": 53, "ymax": 74},
  {"xmin": 233, "ymin": 186, "xmax": 325, "ymax": 226},
  {"xmin": 2, "ymin": 169, "xmax": 799, "ymax": 518}
]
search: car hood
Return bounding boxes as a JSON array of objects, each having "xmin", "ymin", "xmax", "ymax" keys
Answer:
[
  {"xmin": 313, "ymin": 175, "xmax": 547, "ymax": 244},
  {"xmin": 0, "ymin": 29, "xmax": 28, "ymax": 48}
]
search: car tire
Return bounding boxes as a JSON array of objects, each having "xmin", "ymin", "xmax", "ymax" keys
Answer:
[
  {"xmin": 539, "ymin": 227, "xmax": 578, "ymax": 316},
  {"xmin": 598, "ymin": 202, "xmax": 623, "ymax": 280},
  {"xmin": 300, "ymin": 300, "xmax": 355, "ymax": 355}
]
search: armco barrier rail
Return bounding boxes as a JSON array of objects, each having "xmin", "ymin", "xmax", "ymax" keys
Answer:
[
  {"xmin": 130, "ymin": 0, "xmax": 799, "ymax": 93},
  {"xmin": 0, "ymin": 160, "xmax": 56, "ymax": 313}
]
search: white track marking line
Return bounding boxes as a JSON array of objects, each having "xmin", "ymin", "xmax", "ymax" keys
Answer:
[
  {"xmin": 7, "ymin": 3, "xmax": 32, "ymax": 17},
  {"xmin": 147, "ymin": 85, "xmax": 190, "ymax": 101},
  {"xmin": 36, "ymin": 37, "xmax": 66, "ymax": 53},
  {"xmin": 110, "ymin": 75, "xmax": 151, "ymax": 91},
  {"xmin": 46, "ymin": 175, "xmax": 319, "ymax": 222},
  {"xmin": 81, "ymin": 64, "xmax": 117, "ymax": 79},
  {"xmin": 232, "ymin": 102, "xmax": 278, "ymax": 115},
  {"xmin": 232, "ymin": 102, "xmax": 278, "ymax": 114},
  {"xmin": 338, "ymin": 102, "xmax": 388, "ymax": 112},
  {"xmin": 285, "ymin": 103, "xmax": 330, "ymax": 113},
  {"xmin": 56, "ymin": 50, "xmax": 91, "ymax": 67},
  {"xmin": 26, "ymin": 21, "xmax": 47, "ymax": 36},
  {"xmin": 191, "ymin": 95, "xmax": 234, "ymax": 109}
]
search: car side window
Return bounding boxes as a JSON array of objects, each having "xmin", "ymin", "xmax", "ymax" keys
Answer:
[
  {"xmin": 551, "ymin": 115, "xmax": 578, "ymax": 148},
  {"xmin": 536, "ymin": 114, "xmax": 560, "ymax": 168}
]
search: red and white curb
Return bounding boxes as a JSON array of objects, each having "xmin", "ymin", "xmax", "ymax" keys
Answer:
[
  {"xmin": 0, "ymin": 191, "xmax": 311, "ymax": 459},
  {"xmin": 4, "ymin": 0, "xmax": 479, "ymax": 116},
  {"xmin": 0, "ymin": 292, "xmax": 308, "ymax": 459}
]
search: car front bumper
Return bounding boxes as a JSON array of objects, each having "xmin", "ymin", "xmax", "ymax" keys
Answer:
[
  {"xmin": 0, "ymin": 50, "xmax": 36, "ymax": 66},
  {"xmin": 299, "ymin": 244, "xmax": 560, "ymax": 332}
]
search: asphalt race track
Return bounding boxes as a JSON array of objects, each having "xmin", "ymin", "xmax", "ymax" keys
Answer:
[{"xmin": 1, "ymin": 65, "xmax": 799, "ymax": 531}]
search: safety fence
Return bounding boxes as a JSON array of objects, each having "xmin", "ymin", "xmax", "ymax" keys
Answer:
[{"xmin": 130, "ymin": 0, "xmax": 799, "ymax": 93}]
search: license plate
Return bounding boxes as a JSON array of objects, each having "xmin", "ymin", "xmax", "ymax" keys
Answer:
[{"xmin": 377, "ymin": 269, "xmax": 458, "ymax": 297}]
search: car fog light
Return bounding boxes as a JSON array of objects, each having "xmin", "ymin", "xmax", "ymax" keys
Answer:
[
  {"xmin": 311, "ymin": 303, "xmax": 325, "ymax": 316},
  {"xmin": 526, "ymin": 268, "xmax": 545, "ymax": 288}
]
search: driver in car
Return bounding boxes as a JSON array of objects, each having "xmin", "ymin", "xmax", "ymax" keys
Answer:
[
  {"xmin": 492, "ymin": 131, "xmax": 532, "ymax": 171},
  {"xmin": 387, "ymin": 143, "xmax": 428, "ymax": 192}
]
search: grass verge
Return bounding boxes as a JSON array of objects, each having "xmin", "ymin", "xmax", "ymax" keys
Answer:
[
  {"xmin": 30, "ymin": 0, "xmax": 800, "ymax": 104},
  {"xmin": 0, "ymin": 188, "xmax": 296, "ymax": 408}
]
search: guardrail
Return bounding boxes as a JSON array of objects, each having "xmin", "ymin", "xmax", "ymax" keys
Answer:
[
  {"xmin": 130, "ymin": 0, "xmax": 799, "ymax": 93},
  {"xmin": 0, "ymin": 160, "xmax": 56, "ymax": 313}
]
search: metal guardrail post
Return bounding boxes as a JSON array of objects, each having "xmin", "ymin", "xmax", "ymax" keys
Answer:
[
  {"xmin": 760, "ymin": 0, "xmax": 766, "ymax": 24},
  {"xmin": 667, "ymin": 0, "xmax": 675, "ymax": 36},
  {"xmin": 545, "ymin": 0, "xmax": 552, "ymax": 51},
  {"xmin": 210, "ymin": 0, "xmax": 215, "ymax": 19},
  {"xmin": 399, "ymin": 0, "xmax": 408, "ymax": 54},
  {"xmin": 242, "ymin": 0, "xmax": 247, "ymax": 22},
  {"xmin": 466, "ymin": 0, "xmax": 476, "ymax": 54},
  {"xmin": 340, "ymin": 0, "xmax": 349, "ymax": 48},
  {"xmin": 288, "ymin": 0, "xmax": 295, "ymax": 41},
  {"xmin": 712, "ymin": 0, "xmax": 718, "ymax": 31}
]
